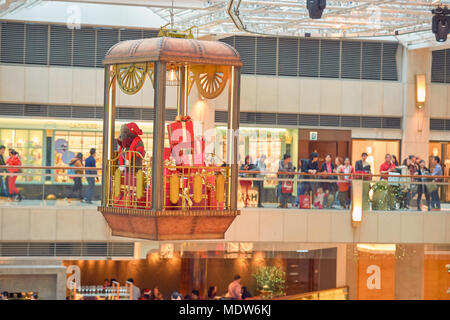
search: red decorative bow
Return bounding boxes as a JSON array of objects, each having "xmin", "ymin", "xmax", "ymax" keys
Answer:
[{"xmin": 175, "ymin": 115, "xmax": 191, "ymax": 122}]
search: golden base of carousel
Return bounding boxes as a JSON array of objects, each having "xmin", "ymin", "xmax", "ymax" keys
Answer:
[{"xmin": 98, "ymin": 206, "xmax": 240, "ymax": 240}]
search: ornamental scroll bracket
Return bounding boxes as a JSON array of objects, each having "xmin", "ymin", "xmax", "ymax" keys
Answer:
[
  {"xmin": 147, "ymin": 62, "xmax": 155, "ymax": 88},
  {"xmin": 108, "ymin": 66, "xmax": 116, "ymax": 89}
]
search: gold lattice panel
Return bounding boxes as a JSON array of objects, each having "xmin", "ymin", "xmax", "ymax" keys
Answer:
[
  {"xmin": 116, "ymin": 63, "xmax": 147, "ymax": 95},
  {"xmin": 191, "ymin": 65, "xmax": 229, "ymax": 99}
]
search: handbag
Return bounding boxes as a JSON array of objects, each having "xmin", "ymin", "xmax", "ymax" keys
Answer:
[
  {"xmin": 298, "ymin": 194, "xmax": 311, "ymax": 209},
  {"xmin": 68, "ymin": 164, "xmax": 76, "ymax": 179},
  {"xmin": 426, "ymin": 183, "xmax": 437, "ymax": 193},
  {"xmin": 338, "ymin": 182, "xmax": 349, "ymax": 192},
  {"xmin": 281, "ymin": 181, "xmax": 293, "ymax": 193},
  {"xmin": 355, "ymin": 170, "xmax": 371, "ymax": 181}
]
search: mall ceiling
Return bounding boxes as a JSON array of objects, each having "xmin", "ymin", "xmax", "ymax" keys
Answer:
[{"xmin": 1, "ymin": 0, "xmax": 450, "ymax": 50}]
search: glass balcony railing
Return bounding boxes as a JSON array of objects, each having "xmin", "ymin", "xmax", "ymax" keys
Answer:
[
  {"xmin": 0, "ymin": 165, "xmax": 102, "ymax": 206},
  {"xmin": 0, "ymin": 165, "xmax": 449, "ymax": 213}
]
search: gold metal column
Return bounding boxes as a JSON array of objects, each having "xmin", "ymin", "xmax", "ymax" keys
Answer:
[
  {"xmin": 151, "ymin": 61, "xmax": 167, "ymax": 210},
  {"xmin": 178, "ymin": 65, "xmax": 189, "ymax": 116},
  {"xmin": 102, "ymin": 65, "xmax": 116, "ymax": 205},
  {"xmin": 227, "ymin": 66, "xmax": 241, "ymax": 210}
]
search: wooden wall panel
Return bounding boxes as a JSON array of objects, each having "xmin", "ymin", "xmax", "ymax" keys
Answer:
[
  {"xmin": 62, "ymin": 256, "xmax": 181, "ymax": 299},
  {"xmin": 357, "ymin": 251, "xmax": 395, "ymax": 300},
  {"xmin": 424, "ymin": 253, "xmax": 450, "ymax": 300}
]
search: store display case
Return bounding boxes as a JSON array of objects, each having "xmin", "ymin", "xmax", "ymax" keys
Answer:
[
  {"xmin": 0, "ymin": 129, "xmax": 44, "ymax": 183},
  {"xmin": 71, "ymin": 282, "xmax": 133, "ymax": 300}
]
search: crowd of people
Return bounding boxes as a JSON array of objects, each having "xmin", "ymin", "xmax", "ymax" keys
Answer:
[
  {"xmin": 73, "ymin": 275, "xmax": 253, "ymax": 300},
  {"xmin": 0, "ymin": 291, "xmax": 38, "ymax": 300},
  {"xmin": 239, "ymin": 152, "xmax": 444, "ymax": 211},
  {"xmin": 0, "ymin": 145, "xmax": 99, "ymax": 203}
]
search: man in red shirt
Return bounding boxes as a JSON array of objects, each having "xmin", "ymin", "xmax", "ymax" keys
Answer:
[{"xmin": 379, "ymin": 154, "xmax": 396, "ymax": 179}]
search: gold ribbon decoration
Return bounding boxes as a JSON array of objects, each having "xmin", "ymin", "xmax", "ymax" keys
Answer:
[
  {"xmin": 216, "ymin": 172, "xmax": 225, "ymax": 203},
  {"xmin": 114, "ymin": 168, "xmax": 121, "ymax": 198},
  {"xmin": 136, "ymin": 169, "xmax": 144, "ymax": 199},
  {"xmin": 193, "ymin": 173, "xmax": 203, "ymax": 204},
  {"xmin": 169, "ymin": 173, "xmax": 180, "ymax": 204}
]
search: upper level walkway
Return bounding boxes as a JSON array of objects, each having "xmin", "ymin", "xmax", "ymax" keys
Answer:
[
  {"xmin": 0, "ymin": 166, "xmax": 448, "ymax": 245},
  {"xmin": 0, "ymin": 201, "xmax": 448, "ymax": 245}
]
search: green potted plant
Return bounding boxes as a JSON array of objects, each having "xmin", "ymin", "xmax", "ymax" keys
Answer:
[
  {"xmin": 252, "ymin": 266, "xmax": 286, "ymax": 299},
  {"xmin": 371, "ymin": 180, "xmax": 401, "ymax": 211}
]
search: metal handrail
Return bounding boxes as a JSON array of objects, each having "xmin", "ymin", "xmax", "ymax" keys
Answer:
[
  {"xmin": 238, "ymin": 170, "xmax": 450, "ymax": 179},
  {"xmin": 0, "ymin": 165, "xmax": 448, "ymax": 179},
  {"xmin": 0, "ymin": 165, "xmax": 102, "ymax": 170}
]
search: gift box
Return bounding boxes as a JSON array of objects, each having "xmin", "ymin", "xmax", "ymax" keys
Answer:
[
  {"xmin": 164, "ymin": 147, "xmax": 171, "ymax": 161},
  {"xmin": 193, "ymin": 137, "xmax": 206, "ymax": 167},
  {"xmin": 167, "ymin": 116, "xmax": 195, "ymax": 166}
]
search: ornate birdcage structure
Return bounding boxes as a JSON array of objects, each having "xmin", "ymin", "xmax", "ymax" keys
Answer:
[{"xmin": 98, "ymin": 35, "xmax": 242, "ymax": 240}]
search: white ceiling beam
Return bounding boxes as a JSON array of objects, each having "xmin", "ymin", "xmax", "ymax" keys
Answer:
[{"xmin": 48, "ymin": 0, "xmax": 210, "ymax": 10}]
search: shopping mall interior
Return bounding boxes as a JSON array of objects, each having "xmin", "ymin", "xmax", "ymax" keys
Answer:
[{"xmin": 0, "ymin": 0, "xmax": 449, "ymax": 301}]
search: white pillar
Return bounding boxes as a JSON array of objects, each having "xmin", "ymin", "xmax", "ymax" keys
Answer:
[
  {"xmin": 401, "ymin": 48, "xmax": 432, "ymax": 161},
  {"xmin": 336, "ymin": 244, "xmax": 347, "ymax": 288}
]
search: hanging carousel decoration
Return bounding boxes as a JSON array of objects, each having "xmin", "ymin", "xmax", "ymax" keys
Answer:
[{"xmin": 98, "ymin": 24, "xmax": 243, "ymax": 241}]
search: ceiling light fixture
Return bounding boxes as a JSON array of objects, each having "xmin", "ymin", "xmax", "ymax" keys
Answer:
[
  {"xmin": 307, "ymin": 0, "xmax": 326, "ymax": 19},
  {"xmin": 432, "ymin": 6, "xmax": 450, "ymax": 42}
]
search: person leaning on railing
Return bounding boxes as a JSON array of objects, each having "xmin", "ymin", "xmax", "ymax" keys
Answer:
[
  {"xmin": 355, "ymin": 152, "xmax": 371, "ymax": 177},
  {"xmin": 319, "ymin": 154, "xmax": 336, "ymax": 208},
  {"xmin": 254, "ymin": 154, "xmax": 266, "ymax": 208},
  {"xmin": 302, "ymin": 152, "xmax": 319, "ymax": 197},
  {"xmin": 66, "ymin": 153, "xmax": 84, "ymax": 203},
  {"xmin": 430, "ymin": 156, "xmax": 443, "ymax": 210},
  {"xmin": 0, "ymin": 145, "xmax": 7, "ymax": 197},
  {"xmin": 5, "ymin": 149, "xmax": 23, "ymax": 201},
  {"xmin": 239, "ymin": 155, "xmax": 256, "ymax": 208},
  {"xmin": 406, "ymin": 155, "xmax": 419, "ymax": 207},
  {"xmin": 82, "ymin": 148, "xmax": 98, "ymax": 204},
  {"xmin": 296, "ymin": 158, "xmax": 308, "ymax": 207},
  {"xmin": 380, "ymin": 154, "xmax": 396, "ymax": 180},
  {"xmin": 334, "ymin": 157, "xmax": 347, "ymax": 209},
  {"xmin": 414, "ymin": 160, "xmax": 431, "ymax": 212},
  {"xmin": 341, "ymin": 158, "xmax": 354, "ymax": 209},
  {"xmin": 278, "ymin": 154, "xmax": 296, "ymax": 208}
]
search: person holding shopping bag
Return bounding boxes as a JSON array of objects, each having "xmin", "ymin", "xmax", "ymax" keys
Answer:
[
  {"xmin": 6, "ymin": 149, "xmax": 22, "ymax": 201},
  {"xmin": 66, "ymin": 153, "xmax": 84, "ymax": 203}
]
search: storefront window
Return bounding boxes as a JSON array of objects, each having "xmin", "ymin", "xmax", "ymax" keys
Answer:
[
  {"xmin": 352, "ymin": 139, "xmax": 400, "ymax": 174},
  {"xmin": 54, "ymin": 131, "xmax": 104, "ymax": 183},
  {"xmin": 429, "ymin": 142, "xmax": 449, "ymax": 202},
  {"xmin": 0, "ymin": 129, "xmax": 44, "ymax": 182},
  {"xmin": 428, "ymin": 142, "xmax": 449, "ymax": 173}
]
